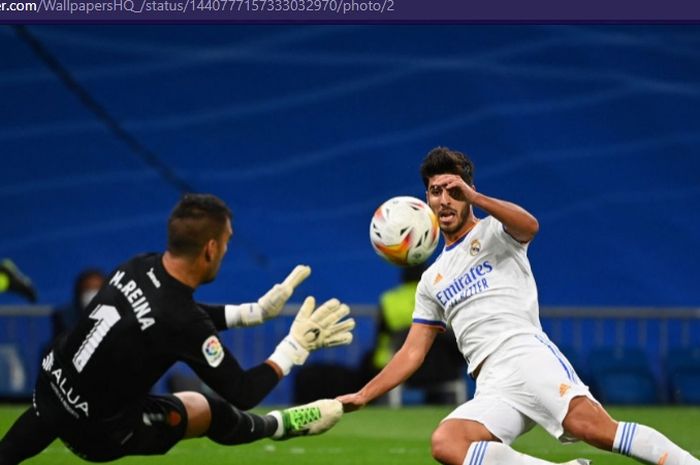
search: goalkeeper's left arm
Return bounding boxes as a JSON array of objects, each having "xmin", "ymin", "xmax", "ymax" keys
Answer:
[
  {"xmin": 185, "ymin": 296, "xmax": 354, "ymax": 409},
  {"xmin": 198, "ymin": 265, "xmax": 311, "ymax": 330}
]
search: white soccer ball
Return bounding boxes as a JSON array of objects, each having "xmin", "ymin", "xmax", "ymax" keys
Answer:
[{"xmin": 369, "ymin": 196, "xmax": 440, "ymax": 267}]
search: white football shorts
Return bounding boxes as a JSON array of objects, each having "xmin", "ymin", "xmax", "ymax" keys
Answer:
[{"xmin": 444, "ymin": 333, "xmax": 597, "ymax": 445}]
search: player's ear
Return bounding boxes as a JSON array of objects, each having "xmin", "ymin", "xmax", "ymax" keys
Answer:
[{"xmin": 204, "ymin": 239, "xmax": 216, "ymax": 262}]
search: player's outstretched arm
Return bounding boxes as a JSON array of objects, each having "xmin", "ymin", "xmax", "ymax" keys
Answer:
[
  {"xmin": 338, "ymin": 323, "xmax": 438, "ymax": 412},
  {"xmin": 470, "ymin": 192, "xmax": 539, "ymax": 243},
  {"xmin": 267, "ymin": 296, "xmax": 355, "ymax": 376},
  {"xmin": 187, "ymin": 297, "xmax": 353, "ymax": 408},
  {"xmin": 199, "ymin": 265, "xmax": 311, "ymax": 329}
]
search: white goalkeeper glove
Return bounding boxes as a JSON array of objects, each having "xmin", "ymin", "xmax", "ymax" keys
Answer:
[
  {"xmin": 226, "ymin": 265, "xmax": 311, "ymax": 327},
  {"xmin": 258, "ymin": 265, "xmax": 311, "ymax": 320},
  {"xmin": 268, "ymin": 297, "xmax": 355, "ymax": 375}
]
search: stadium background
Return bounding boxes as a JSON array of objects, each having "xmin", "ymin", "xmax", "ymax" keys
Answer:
[{"xmin": 1, "ymin": 26, "xmax": 699, "ymax": 405}]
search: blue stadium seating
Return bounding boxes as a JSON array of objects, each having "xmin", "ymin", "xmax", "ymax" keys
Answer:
[
  {"xmin": 588, "ymin": 347, "xmax": 658, "ymax": 404},
  {"xmin": 0, "ymin": 345, "xmax": 27, "ymax": 397},
  {"xmin": 0, "ymin": 356, "xmax": 11, "ymax": 395},
  {"xmin": 554, "ymin": 345, "xmax": 590, "ymax": 385},
  {"xmin": 666, "ymin": 347, "xmax": 700, "ymax": 404}
]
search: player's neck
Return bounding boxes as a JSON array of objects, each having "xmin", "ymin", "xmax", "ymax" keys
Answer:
[
  {"xmin": 162, "ymin": 252, "xmax": 200, "ymax": 289},
  {"xmin": 443, "ymin": 214, "xmax": 479, "ymax": 245}
]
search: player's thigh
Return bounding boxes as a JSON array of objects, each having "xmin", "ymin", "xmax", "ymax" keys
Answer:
[
  {"xmin": 508, "ymin": 336, "xmax": 598, "ymax": 443},
  {"xmin": 58, "ymin": 395, "xmax": 189, "ymax": 461},
  {"xmin": 441, "ymin": 396, "xmax": 534, "ymax": 446},
  {"xmin": 562, "ymin": 395, "xmax": 617, "ymax": 450}
]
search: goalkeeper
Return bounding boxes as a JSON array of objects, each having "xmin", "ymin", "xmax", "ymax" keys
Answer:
[{"xmin": 0, "ymin": 193, "xmax": 352, "ymax": 465}]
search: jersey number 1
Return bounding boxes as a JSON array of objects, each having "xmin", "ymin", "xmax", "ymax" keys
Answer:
[{"xmin": 72, "ymin": 304, "xmax": 121, "ymax": 373}]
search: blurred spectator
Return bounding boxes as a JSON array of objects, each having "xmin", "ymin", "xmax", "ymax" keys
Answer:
[
  {"xmin": 0, "ymin": 259, "xmax": 37, "ymax": 303},
  {"xmin": 362, "ymin": 263, "xmax": 464, "ymax": 404},
  {"xmin": 370, "ymin": 265, "xmax": 426, "ymax": 372},
  {"xmin": 51, "ymin": 268, "xmax": 105, "ymax": 338}
]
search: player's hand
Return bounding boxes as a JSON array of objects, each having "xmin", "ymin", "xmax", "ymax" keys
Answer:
[
  {"xmin": 336, "ymin": 393, "xmax": 367, "ymax": 412},
  {"xmin": 258, "ymin": 265, "xmax": 311, "ymax": 320},
  {"xmin": 290, "ymin": 297, "xmax": 355, "ymax": 351},
  {"xmin": 430, "ymin": 174, "xmax": 478, "ymax": 203}
]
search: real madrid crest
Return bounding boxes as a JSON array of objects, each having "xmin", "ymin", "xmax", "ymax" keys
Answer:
[{"xmin": 470, "ymin": 239, "xmax": 481, "ymax": 256}]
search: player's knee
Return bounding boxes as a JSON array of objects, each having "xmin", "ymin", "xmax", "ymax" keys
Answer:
[
  {"xmin": 430, "ymin": 431, "xmax": 455, "ymax": 464},
  {"xmin": 174, "ymin": 391, "xmax": 211, "ymax": 438},
  {"xmin": 430, "ymin": 427, "xmax": 469, "ymax": 465}
]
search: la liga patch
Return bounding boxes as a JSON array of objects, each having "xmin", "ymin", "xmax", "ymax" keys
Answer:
[{"xmin": 202, "ymin": 335, "xmax": 224, "ymax": 367}]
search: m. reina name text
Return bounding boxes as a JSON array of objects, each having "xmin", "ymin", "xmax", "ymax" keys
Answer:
[{"xmin": 110, "ymin": 271, "xmax": 155, "ymax": 330}]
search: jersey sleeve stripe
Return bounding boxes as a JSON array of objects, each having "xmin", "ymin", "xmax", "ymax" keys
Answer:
[{"xmin": 413, "ymin": 318, "xmax": 447, "ymax": 330}]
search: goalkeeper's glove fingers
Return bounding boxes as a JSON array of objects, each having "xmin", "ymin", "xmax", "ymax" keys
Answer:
[
  {"xmin": 267, "ymin": 297, "xmax": 354, "ymax": 376},
  {"xmin": 257, "ymin": 265, "xmax": 311, "ymax": 320},
  {"xmin": 309, "ymin": 299, "xmax": 352, "ymax": 328},
  {"xmin": 321, "ymin": 317, "xmax": 355, "ymax": 347},
  {"xmin": 291, "ymin": 297, "xmax": 355, "ymax": 351}
]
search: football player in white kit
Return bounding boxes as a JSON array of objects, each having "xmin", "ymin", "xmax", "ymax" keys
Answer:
[{"xmin": 339, "ymin": 147, "xmax": 699, "ymax": 465}]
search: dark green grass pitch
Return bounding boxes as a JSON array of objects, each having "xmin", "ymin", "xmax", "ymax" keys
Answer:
[{"xmin": 1, "ymin": 405, "xmax": 698, "ymax": 464}]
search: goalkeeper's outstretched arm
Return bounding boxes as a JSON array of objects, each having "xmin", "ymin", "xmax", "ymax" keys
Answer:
[
  {"xmin": 198, "ymin": 265, "xmax": 311, "ymax": 330},
  {"xmin": 337, "ymin": 323, "xmax": 438, "ymax": 411}
]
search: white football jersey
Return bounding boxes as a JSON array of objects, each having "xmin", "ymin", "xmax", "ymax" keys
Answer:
[{"xmin": 414, "ymin": 216, "xmax": 543, "ymax": 375}]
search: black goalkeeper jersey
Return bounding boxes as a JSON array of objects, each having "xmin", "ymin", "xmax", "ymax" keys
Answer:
[{"xmin": 37, "ymin": 253, "xmax": 278, "ymax": 422}]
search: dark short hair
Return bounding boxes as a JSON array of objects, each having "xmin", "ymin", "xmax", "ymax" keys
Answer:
[
  {"xmin": 167, "ymin": 193, "xmax": 233, "ymax": 257},
  {"xmin": 420, "ymin": 147, "xmax": 475, "ymax": 188}
]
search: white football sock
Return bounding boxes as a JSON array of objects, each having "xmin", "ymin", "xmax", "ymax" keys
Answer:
[
  {"xmin": 613, "ymin": 422, "xmax": 699, "ymax": 465},
  {"xmin": 462, "ymin": 441, "xmax": 588, "ymax": 465}
]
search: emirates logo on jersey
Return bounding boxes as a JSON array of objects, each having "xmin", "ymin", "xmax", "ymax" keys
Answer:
[
  {"xmin": 470, "ymin": 239, "xmax": 481, "ymax": 256},
  {"xmin": 435, "ymin": 260, "xmax": 493, "ymax": 308}
]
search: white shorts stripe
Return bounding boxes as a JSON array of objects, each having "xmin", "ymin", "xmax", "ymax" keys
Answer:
[{"xmin": 534, "ymin": 335, "xmax": 574, "ymax": 382}]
